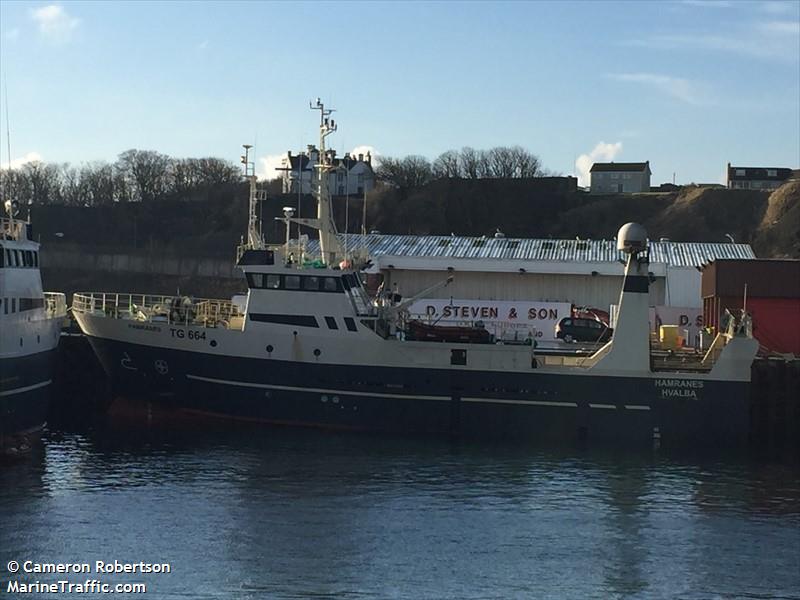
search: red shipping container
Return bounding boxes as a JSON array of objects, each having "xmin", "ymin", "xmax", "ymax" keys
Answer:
[{"xmin": 747, "ymin": 298, "xmax": 800, "ymax": 355}]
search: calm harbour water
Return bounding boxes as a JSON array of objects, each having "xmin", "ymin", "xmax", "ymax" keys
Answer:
[{"xmin": 2, "ymin": 411, "xmax": 799, "ymax": 600}]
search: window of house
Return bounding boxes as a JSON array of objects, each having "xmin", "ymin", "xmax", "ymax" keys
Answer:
[
  {"xmin": 338, "ymin": 186, "xmax": 344, "ymax": 195},
  {"xmin": 611, "ymin": 173, "xmax": 619, "ymax": 179},
  {"xmin": 357, "ymin": 174, "xmax": 364, "ymax": 183},
  {"xmin": 623, "ymin": 173, "xmax": 631, "ymax": 179},
  {"xmin": 767, "ymin": 169, "xmax": 777, "ymax": 177},
  {"xmin": 735, "ymin": 169, "xmax": 746, "ymax": 176}
]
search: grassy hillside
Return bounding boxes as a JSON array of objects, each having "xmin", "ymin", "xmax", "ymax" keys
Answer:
[{"xmin": 31, "ymin": 179, "xmax": 800, "ymax": 259}]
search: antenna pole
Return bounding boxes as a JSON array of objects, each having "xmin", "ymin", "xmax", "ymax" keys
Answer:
[
  {"xmin": 309, "ymin": 98, "xmax": 344, "ymax": 266},
  {"xmin": 3, "ymin": 79, "xmax": 10, "ymax": 173},
  {"xmin": 240, "ymin": 144, "xmax": 261, "ymax": 250}
]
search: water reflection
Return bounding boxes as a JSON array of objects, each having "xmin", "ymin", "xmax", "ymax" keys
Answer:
[{"xmin": 1, "ymin": 415, "xmax": 798, "ymax": 599}]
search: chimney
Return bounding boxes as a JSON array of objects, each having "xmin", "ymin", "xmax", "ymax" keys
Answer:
[
  {"xmin": 358, "ymin": 153, "xmax": 364, "ymax": 162},
  {"xmin": 366, "ymin": 151, "xmax": 371, "ymax": 165}
]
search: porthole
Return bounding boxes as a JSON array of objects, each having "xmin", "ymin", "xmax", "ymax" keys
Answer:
[
  {"xmin": 266, "ymin": 344, "xmax": 274, "ymax": 353},
  {"xmin": 313, "ymin": 348, "xmax": 321, "ymax": 357},
  {"xmin": 210, "ymin": 340, "xmax": 217, "ymax": 347}
]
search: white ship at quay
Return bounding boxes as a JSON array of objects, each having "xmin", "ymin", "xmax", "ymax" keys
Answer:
[
  {"xmin": 71, "ymin": 101, "xmax": 759, "ymax": 446},
  {"xmin": 1, "ymin": 200, "xmax": 66, "ymax": 449}
]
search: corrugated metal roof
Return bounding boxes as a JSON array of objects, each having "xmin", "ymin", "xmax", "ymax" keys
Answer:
[{"xmin": 306, "ymin": 234, "xmax": 756, "ymax": 268}]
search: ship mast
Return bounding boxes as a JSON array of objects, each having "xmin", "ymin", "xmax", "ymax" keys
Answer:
[
  {"xmin": 309, "ymin": 98, "xmax": 345, "ymax": 266},
  {"xmin": 240, "ymin": 144, "xmax": 263, "ymax": 250}
]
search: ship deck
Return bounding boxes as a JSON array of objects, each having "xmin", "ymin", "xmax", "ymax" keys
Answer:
[{"xmin": 71, "ymin": 292, "xmax": 716, "ymax": 373}]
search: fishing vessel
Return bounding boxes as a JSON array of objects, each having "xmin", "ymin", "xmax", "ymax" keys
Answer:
[
  {"xmin": 72, "ymin": 101, "xmax": 759, "ymax": 445},
  {"xmin": 1, "ymin": 200, "xmax": 66, "ymax": 450}
]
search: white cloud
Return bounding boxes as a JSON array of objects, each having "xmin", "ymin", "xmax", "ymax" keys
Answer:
[
  {"xmin": 0, "ymin": 151, "xmax": 43, "ymax": 170},
  {"xmin": 575, "ymin": 142, "xmax": 622, "ymax": 188},
  {"xmin": 758, "ymin": 20, "xmax": 800, "ymax": 35},
  {"xmin": 679, "ymin": 0, "xmax": 732, "ymax": 8},
  {"xmin": 257, "ymin": 154, "xmax": 286, "ymax": 180},
  {"xmin": 760, "ymin": 1, "xmax": 799, "ymax": 15},
  {"xmin": 608, "ymin": 72, "xmax": 709, "ymax": 105},
  {"xmin": 625, "ymin": 16, "xmax": 800, "ymax": 61},
  {"xmin": 31, "ymin": 5, "xmax": 80, "ymax": 42}
]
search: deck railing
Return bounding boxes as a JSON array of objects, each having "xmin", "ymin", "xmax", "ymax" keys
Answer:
[
  {"xmin": 72, "ymin": 292, "xmax": 245, "ymax": 330},
  {"xmin": 44, "ymin": 292, "xmax": 67, "ymax": 319}
]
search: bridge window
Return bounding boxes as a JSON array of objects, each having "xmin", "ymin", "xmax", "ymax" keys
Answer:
[
  {"xmin": 267, "ymin": 275, "xmax": 281, "ymax": 289},
  {"xmin": 285, "ymin": 275, "xmax": 301, "ymax": 290},
  {"xmin": 324, "ymin": 278, "xmax": 338, "ymax": 292},
  {"xmin": 303, "ymin": 276, "xmax": 320, "ymax": 291}
]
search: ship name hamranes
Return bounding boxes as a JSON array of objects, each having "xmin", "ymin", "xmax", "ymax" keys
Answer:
[{"xmin": 72, "ymin": 100, "xmax": 759, "ymax": 445}]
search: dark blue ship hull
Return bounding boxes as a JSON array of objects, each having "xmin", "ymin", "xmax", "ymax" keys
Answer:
[
  {"xmin": 86, "ymin": 336, "xmax": 752, "ymax": 447},
  {"xmin": 0, "ymin": 350, "xmax": 56, "ymax": 446}
]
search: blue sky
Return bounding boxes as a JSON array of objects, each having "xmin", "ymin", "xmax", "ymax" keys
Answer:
[{"xmin": 0, "ymin": 0, "xmax": 798, "ymax": 186}]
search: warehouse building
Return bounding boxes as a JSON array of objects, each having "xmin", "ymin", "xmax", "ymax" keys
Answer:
[{"xmin": 307, "ymin": 233, "xmax": 755, "ymax": 341}]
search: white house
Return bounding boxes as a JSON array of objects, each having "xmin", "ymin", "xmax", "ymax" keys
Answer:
[
  {"xmin": 277, "ymin": 146, "xmax": 376, "ymax": 196},
  {"xmin": 590, "ymin": 162, "xmax": 651, "ymax": 194}
]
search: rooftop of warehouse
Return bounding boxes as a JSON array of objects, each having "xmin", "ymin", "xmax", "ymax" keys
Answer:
[{"xmin": 306, "ymin": 234, "xmax": 756, "ymax": 268}]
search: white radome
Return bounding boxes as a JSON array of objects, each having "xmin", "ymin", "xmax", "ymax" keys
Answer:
[{"xmin": 617, "ymin": 222, "xmax": 648, "ymax": 254}]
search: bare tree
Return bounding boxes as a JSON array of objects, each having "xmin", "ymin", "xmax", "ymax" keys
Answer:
[
  {"xmin": 510, "ymin": 146, "xmax": 541, "ymax": 177},
  {"xmin": 20, "ymin": 162, "xmax": 61, "ymax": 205},
  {"xmin": 58, "ymin": 164, "xmax": 83, "ymax": 205},
  {"xmin": 432, "ymin": 150, "xmax": 462, "ymax": 179},
  {"xmin": 375, "ymin": 155, "xmax": 433, "ymax": 189},
  {"xmin": 196, "ymin": 157, "xmax": 240, "ymax": 186},
  {"xmin": 116, "ymin": 149, "xmax": 170, "ymax": 203},
  {"xmin": 459, "ymin": 147, "xmax": 481, "ymax": 179},
  {"xmin": 487, "ymin": 147, "xmax": 515, "ymax": 178},
  {"xmin": 170, "ymin": 158, "xmax": 200, "ymax": 197},
  {"xmin": 81, "ymin": 162, "xmax": 115, "ymax": 205}
]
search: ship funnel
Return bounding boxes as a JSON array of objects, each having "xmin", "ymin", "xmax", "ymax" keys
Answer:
[{"xmin": 617, "ymin": 222, "xmax": 648, "ymax": 255}]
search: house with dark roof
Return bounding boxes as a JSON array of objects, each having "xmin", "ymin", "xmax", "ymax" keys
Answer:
[
  {"xmin": 726, "ymin": 163, "xmax": 793, "ymax": 190},
  {"xmin": 276, "ymin": 145, "xmax": 375, "ymax": 196},
  {"xmin": 590, "ymin": 161, "xmax": 651, "ymax": 194}
]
